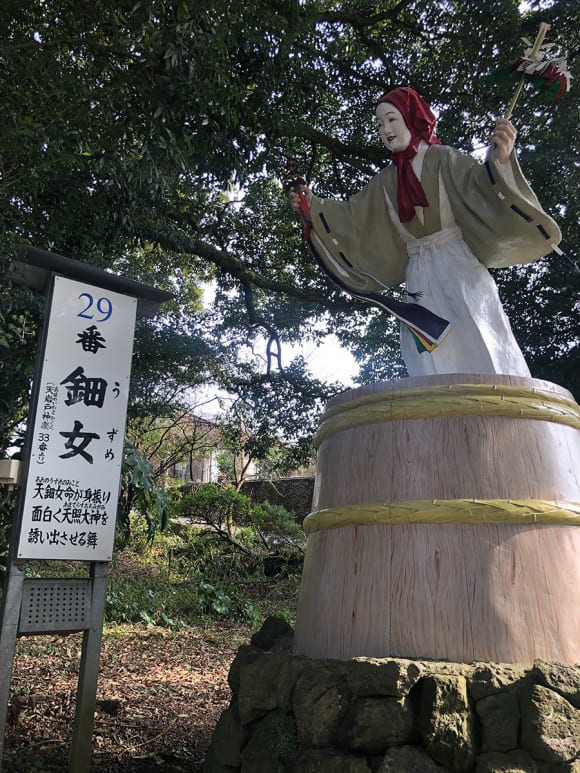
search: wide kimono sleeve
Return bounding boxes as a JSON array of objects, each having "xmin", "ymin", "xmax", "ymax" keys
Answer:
[
  {"xmin": 308, "ymin": 167, "xmax": 410, "ymax": 293},
  {"xmin": 439, "ymin": 146, "xmax": 562, "ymax": 268}
]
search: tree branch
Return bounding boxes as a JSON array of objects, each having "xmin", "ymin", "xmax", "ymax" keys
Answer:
[
  {"xmin": 316, "ymin": 0, "xmax": 415, "ymax": 27},
  {"xmin": 276, "ymin": 122, "xmax": 387, "ymax": 180},
  {"xmin": 137, "ymin": 223, "xmax": 364, "ymax": 313},
  {"xmin": 262, "ymin": 0, "xmax": 416, "ymax": 29},
  {"xmin": 241, "ymin": 281, "xmax": 283, "ymax": 374},
  {"xmin": 1, "ymin": 35, "xmax": 132, "ymax": 57}
]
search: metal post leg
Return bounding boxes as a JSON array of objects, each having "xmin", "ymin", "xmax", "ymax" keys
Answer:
[
  {"xmin": 0, "ymin": 562, "xmax": 26, "ymax": 770},
  {"xmin": 69, "ymin": 562, "xmax": 109, "ymax": 773}
]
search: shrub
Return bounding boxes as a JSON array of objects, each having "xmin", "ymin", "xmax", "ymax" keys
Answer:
[
  {"xmin": 178, "ymin": 483, "xmax": 249, "ymax": 535},
  {"xmin": 117, "ymin": 441, "xmax": 173, "ymax": 548},
  {"xmin": 177, "ymin": 483, "xmax": 304, "ymax": 556}
]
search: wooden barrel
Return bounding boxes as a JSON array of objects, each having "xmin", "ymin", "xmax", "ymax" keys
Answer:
[{"xmin": 293, "ymin": 374, "xmax": 580, "ymax": 663}]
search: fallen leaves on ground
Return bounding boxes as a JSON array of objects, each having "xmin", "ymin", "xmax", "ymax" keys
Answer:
[{"xmin": 4, "ymin": 621, "xmax": 252, "ymax": 772}]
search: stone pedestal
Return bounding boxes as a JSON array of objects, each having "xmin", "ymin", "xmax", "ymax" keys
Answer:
[{"xmin": 204, "ymin": 619, "xmax": 580, "ymax": 773}]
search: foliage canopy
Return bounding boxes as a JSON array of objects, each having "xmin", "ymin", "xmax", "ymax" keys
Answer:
[{"xmin": 1, "ymin": 0, "xmax": 578, "ymax": 465}]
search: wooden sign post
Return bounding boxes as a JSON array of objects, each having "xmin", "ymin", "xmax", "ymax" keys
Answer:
[{"xmin": 0, "ymin": 247, "xmax": 173, "ymax": 772}]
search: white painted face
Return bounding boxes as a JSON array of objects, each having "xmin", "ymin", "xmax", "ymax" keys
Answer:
[{"xmin": 375, "ymin": 102, "xmax": 412, "ymax": 153}]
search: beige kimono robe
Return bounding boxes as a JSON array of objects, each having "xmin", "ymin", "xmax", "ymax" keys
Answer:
[{"xmin": 308, "ymin": 144, "xmax": 561, "ymax": 376}]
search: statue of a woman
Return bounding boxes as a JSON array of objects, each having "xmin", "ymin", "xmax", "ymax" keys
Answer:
[{"xmin": 290, "ymin": 87, "xmax": 561, "ymax": 377}]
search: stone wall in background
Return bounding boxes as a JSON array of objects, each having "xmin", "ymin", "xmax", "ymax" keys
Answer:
[
  {"xmin": 203, "ymin": 618, "xmax": 580, "ymax": 773},
  {"xmin": 241, "ymin": 478, "xmax": 314, "ymax": 521}
]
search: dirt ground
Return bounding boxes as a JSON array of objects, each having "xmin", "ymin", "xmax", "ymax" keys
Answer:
[{"xmin": 3, "ymin": 622, "xmax": 251, "ymax": 772}]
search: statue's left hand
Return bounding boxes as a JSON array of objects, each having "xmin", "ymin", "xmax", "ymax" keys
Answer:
[{"xmin": 492, "ymin": 119, "xmax": 517, "ymax": 164}]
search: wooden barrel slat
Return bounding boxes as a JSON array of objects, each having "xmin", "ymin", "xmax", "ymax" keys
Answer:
[{"xmin": 294, "ymin": 375, "xmax": 580, "ymax": 663}]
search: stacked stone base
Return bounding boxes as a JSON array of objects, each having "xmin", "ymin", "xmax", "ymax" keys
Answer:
[{"xmin": 204, "ymin": 619, "xmax": 580, "ymax": 773}]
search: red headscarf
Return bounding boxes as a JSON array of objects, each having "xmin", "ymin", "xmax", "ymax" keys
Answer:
[{"xmin": 376, "ymin": 87, "xmax": 440, "ymax": 223}]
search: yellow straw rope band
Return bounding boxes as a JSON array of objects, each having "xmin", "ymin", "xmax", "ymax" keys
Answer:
[
  {"xmin": 316, "ymin": 384, "xmax": 580, "ymax": 447},
  {"xmin": 303, "ymin": 499, "xmax": 580, "ymax": 534}
]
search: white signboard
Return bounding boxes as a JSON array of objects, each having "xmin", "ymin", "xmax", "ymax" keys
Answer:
[{"xmin": 17, "ymin": 276, "xmax": 137, "ymax": 561}]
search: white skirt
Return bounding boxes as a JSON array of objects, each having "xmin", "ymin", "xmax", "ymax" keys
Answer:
[{"xmin": 400, "ymin": 227, "xmax": 531, "ymax": 377}]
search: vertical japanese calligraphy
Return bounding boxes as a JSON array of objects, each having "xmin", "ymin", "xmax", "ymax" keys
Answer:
[
  {"xmin": 17, "ymin": 276, "xmax": 137, "ymax": 560},
  {"xmin": 35, "ymin": 382, "xmax": 58, "ymax": 465}
]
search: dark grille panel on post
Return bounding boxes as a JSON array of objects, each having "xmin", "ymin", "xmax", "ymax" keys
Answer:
[{"xmin": 20, "ymin": 579, "xmax": 92, "ymax": 633}]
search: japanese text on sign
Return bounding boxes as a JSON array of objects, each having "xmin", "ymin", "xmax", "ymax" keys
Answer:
[{"xmin": 18, "ymin": 276, "xmax": 137, "ymax": 560}]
